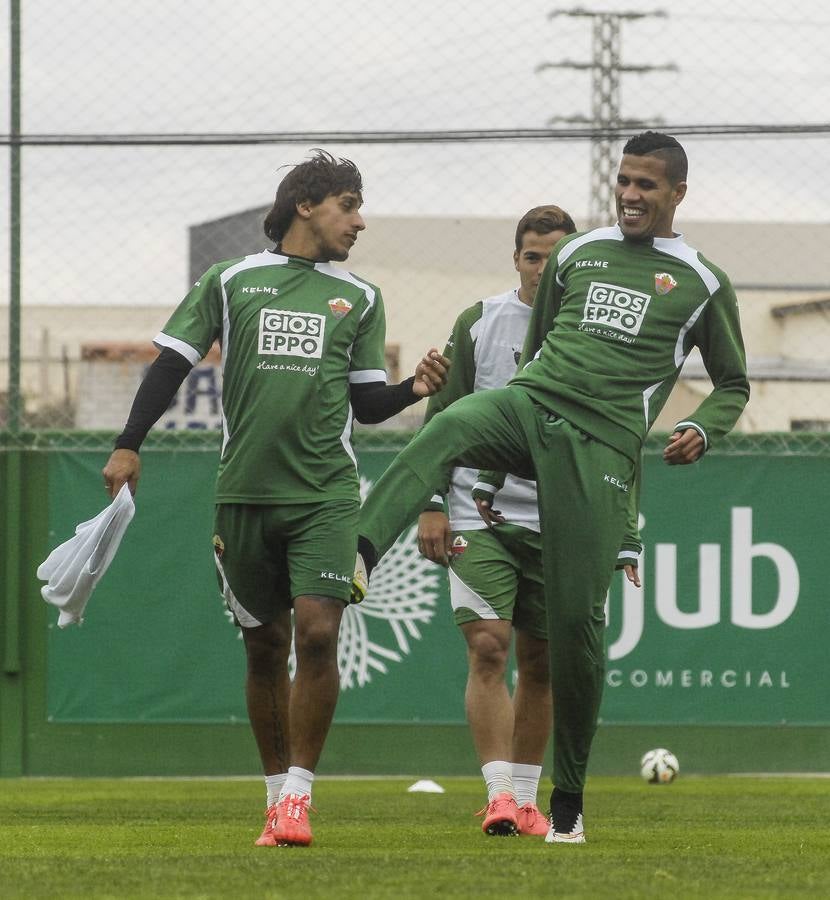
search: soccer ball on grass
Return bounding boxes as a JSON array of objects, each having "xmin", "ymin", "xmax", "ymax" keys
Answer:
[{"xmin": 640, "ymin": 748, "xmax": 679, "ymax": 784}]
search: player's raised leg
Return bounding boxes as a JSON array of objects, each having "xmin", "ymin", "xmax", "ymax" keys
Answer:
[{"xmin": 353, "ymin": 388, "xmax": 534, "ymax": 602}]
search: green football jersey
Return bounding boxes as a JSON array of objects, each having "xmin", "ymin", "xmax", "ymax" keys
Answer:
[
  {"xmin": 512, "ymin": 225, "xmax": 749, "ymax": 462},
  {"xmin": 155, "ymin": 251, "xmax": 388, "ymax": 503},
  {"xmin": 423, "ymin": 289, "xmax": 541, "ymax": 531}
]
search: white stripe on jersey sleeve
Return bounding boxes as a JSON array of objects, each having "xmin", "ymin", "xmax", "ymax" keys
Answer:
[
  {"xmin": 339, "ymin": 404, "xmax": 358, "ymax": 468},
  {"xmin": 673, "ymin": 300, "xmax": 709, "ymax": 368},
  {"xmin": 618, "ymin": 548, "xmax": 641, "ymax": 558},
  {"xmin": 153, "ymin": 333, "xmax": 201, "ymax": 366},
  {"xmin": 218, "ymin": 250, "xmax": 287, "ymax": 287},
  {"xmin": 215, "ymin": 252, "xmax": 290, "ymax": 455},
  {"xmin": 348, "ymin": 369, "xmax": 388, "ymax": 384},
  {"xmin": 556, "ymin": 225, "xmax": 623, "ymax": 266},
  {"xmin": 674, "ymin": 419, "xmax": 709, "ymax": 451},
  {"xmin": 554, "ymin": 226, "xmax": 622, "ymax": 286},
  {"xmin": 642, "ymin": 380, "xmax": 663, "ymax": 429}
]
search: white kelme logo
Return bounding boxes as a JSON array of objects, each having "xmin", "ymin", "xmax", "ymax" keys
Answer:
[
  {"xmin": 258, "ymin": 308, "xmax": 325, "ymax": 358},
  {"xmin": 583, "ymin": 281, "xmax": 651, "ymax": 336}
]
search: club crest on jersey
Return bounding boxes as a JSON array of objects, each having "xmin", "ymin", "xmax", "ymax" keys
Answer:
[
  {"xmin": 328, "ymin": 297, "xmax": 353, "ymax": 319},
  {"xmin": 654, "ymin": 272, "xmax": 677, "ymax": 295},
  {"xmin": 212, "ymin": 534, "xmax": 225, "ymax": 559}
]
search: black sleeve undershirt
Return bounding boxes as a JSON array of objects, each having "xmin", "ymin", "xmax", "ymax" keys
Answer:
[
  {"xmin": 113, "ymin": 347, "xmax": 192, "ymax": 451},
  {"xmin": 114, "ymin": 349, "xmax": 420, "ymax": 450},
  {"xmin": 350, "ymin": 377, "xmax": 420, "ymax": 424}
]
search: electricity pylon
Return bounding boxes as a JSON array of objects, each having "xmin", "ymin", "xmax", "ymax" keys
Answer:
[{"xmin": 537, "ymin": 8, "xmax": 677, "ymax": 227}]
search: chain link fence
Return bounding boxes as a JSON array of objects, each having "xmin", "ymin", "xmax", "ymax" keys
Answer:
[{"xmin": 1, "ymin": 0, "xmax": 829, "ymax": 456}]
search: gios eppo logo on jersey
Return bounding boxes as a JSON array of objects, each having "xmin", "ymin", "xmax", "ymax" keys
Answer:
[
  {"xmin": 258, "ymin": 308, "xmax": 325, "ymax": 358},
  {"xmin": 582, "ymin": 281, "xmax": 651, "ymax": 337}
]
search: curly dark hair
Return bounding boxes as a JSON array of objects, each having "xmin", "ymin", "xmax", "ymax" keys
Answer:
[{"xmin": 263, "ymin": 149, "xmax": 363, "ymax": 243}]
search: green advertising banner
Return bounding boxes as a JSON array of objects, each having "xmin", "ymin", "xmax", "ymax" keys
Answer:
[
  {"xmin": 44, "ymin": 449, "xmax": 468, "ymax": 725},
  {"xmin": 603, "ymin": 454, "xmax": 827, "ymax": 726},
  {"xmin": 44, "ymin": 448, "xmax": 828, "ymax": 726}
]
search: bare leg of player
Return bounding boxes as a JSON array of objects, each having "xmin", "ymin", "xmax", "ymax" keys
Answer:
[
  {"xmin": 512, "ymin": 629, "xmax": 552, "ymax": 766},
  {"xmin": 242, "ymin": 613, "xmax": 293, "ymax": 775},
  {"xmin": 288, "ymin": 594, "xmax": 345, "ymax": 771},
  {"xmin": 462, "ymin": 619, "xmax": 521, "ymax": 836},
  {"xmin": 463, "ymin": 619, "xmax": 514, "ymax": 762}
]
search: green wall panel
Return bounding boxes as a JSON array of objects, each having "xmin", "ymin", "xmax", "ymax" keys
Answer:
[
  {"xmin": 1, "ymin": 440, "xmax": 828, "ymax": 776},
  {"xmin": 43, "ymin": 450, "xmax": 829, "ymax": 727}
]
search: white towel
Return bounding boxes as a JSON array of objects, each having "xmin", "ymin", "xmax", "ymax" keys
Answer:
[{"xmin": 37, "ymin": 483, "xmax": 136, "ymax": 628}]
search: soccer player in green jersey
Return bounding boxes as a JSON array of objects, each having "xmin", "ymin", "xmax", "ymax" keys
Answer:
[
  {"xmin": 353, "ymin": 132, "xmax": 749, "ymax": 844},
  {"xmin": 101, "ymin": 150, "xmax": 449, "ymax": 848},
  {"xmin": 418, "ymin": 206, "xmax": 641, "ymax": 838}
]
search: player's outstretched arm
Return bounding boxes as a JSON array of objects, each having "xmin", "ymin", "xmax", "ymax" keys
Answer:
[
  {"xmin": 350, "ymin": 351, "xmax": 450, "ymax": 424},
  {"xmin": 411, "ymin": 349, "xmax": 450, "ymax": 397}
]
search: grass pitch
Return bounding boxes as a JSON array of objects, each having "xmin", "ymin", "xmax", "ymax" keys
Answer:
[{"xmin": 1, "ymin": 776, "xmax": 828, "ymax": 898}]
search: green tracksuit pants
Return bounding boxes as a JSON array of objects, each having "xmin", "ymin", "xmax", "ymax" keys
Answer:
[{"xmin": 359, "ymin": 386, "xmax": 635, "ymax": 793}]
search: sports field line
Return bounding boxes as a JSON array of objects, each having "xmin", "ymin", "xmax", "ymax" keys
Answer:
[{"xmin": 18, "ymin": 771, "xmax": 830, "ymax": 781}]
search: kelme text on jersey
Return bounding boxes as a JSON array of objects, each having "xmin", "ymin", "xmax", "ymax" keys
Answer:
[
  {"xmin": 582, "ymin": 281, "xmax": 651, "ymax": 337},
  {"xmin": 258, "ymin": 308, "xmax": 325, "ymax": 359}
]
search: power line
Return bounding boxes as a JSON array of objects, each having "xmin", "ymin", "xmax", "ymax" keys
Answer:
[
  {"xmin": 537, "ymin": 6, "xmax": 676, "ymax": 227},
  {"xmin": 671, "ymin": 13, "xmax": 830, "ymax": 27},
  {"xmin": 0, "ymin": 124, "xmax": 829, "ymax": 147}
]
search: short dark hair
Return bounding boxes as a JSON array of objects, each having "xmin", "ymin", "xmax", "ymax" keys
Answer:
[
  {"xmin": 622, "ymin": 131, "xmax": 688, "ymax": 185},
  {"xmin": 263, "ymin": 149, "xmax": 363, "ymax": 243},
  {"xmin": 515, "ymin": 205, "xmax": 577, "ymax": 252}
]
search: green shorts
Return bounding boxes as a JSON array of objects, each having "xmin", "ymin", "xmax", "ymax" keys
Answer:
[
  {"xmin": 213, "ymin": 500, "xmax": 359, "ymax": 626},
  {"xmin": 448, "ymin": 524, "xmax": 547, "ymax": 639}
]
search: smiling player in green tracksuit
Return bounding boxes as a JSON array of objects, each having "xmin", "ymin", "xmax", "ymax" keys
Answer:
[
  {"xmin": 352, "ymin": 131, "xmax": 749, "ymax": 844},
  {"xmin": 417, "ymin": 205, "xmax": 643, "ymax": 840}
]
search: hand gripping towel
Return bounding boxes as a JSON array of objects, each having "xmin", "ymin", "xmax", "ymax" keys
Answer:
[{"xmin": 36, "ymin": 483, "xmax": 136, "ymax": 627}]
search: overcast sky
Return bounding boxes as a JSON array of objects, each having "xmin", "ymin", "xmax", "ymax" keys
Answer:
[{"xmin": 1, "ymin": 0, "xmax": 828, "ymax": 306}]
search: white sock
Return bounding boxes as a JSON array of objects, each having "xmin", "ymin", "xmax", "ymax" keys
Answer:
[
  {"xmin": 264, "ymin": 773, "xmax": 287, "ymax": 808},
  {"xmin": 481, "ymin": 760, "xmax": 514, "ymax": 801},
  {"xmin": 279, "ymin": 766, "xmax": 315, "ymax": 801},
  {"xmin": 512, "ymin": 763, "xmax": 543, "ymax": 807}
]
